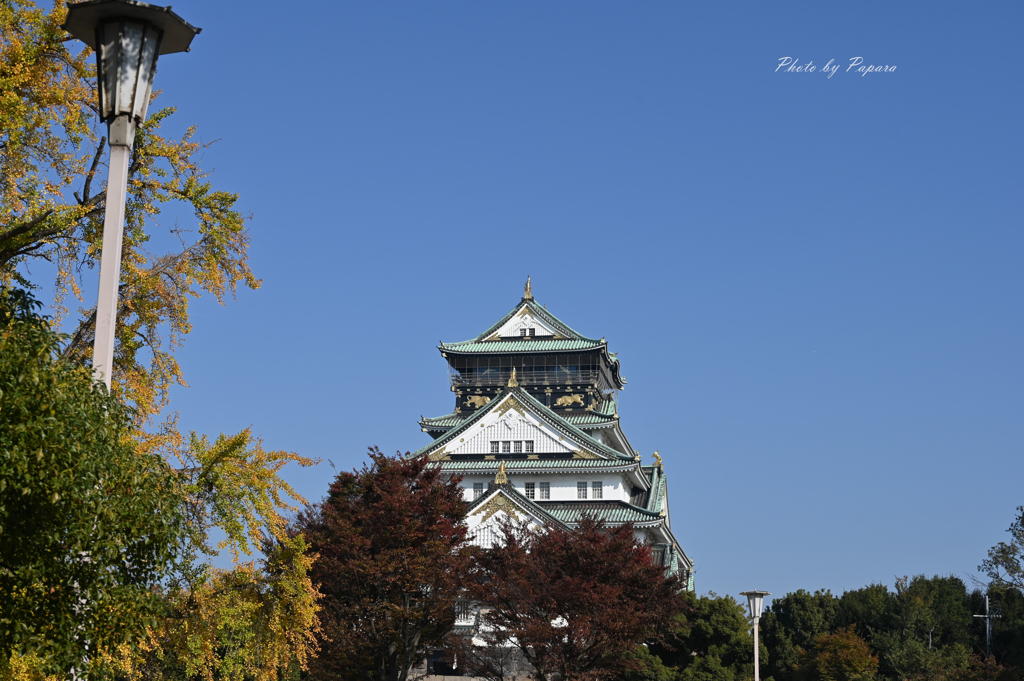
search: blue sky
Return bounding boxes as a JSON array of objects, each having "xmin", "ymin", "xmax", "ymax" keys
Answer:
[{"xmin": 58, "ymin": 1, "xmax": 1024, "ymax": 603}]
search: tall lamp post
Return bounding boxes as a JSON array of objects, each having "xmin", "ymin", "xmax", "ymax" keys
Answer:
[
  {"xmin": 740, "ymin": 590, "xmax": 771, "ymax": 681},
  {"xmin": 63, "ymin": 0, "xmax": 200, "ymax": 388}
]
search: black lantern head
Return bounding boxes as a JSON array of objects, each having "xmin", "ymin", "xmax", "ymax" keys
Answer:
[{"xmin": 64, "ymin": 0, "xmax": 200, "ymax": 138}]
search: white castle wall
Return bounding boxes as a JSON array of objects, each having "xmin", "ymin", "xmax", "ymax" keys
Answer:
[{"xmin": 459, "ymin": 473, "xmax": 629, "ymax": 503}]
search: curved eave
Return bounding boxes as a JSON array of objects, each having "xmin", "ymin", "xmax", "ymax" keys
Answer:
[
  {"xmin": 437, "ymin": 341, "xmax": 626, "ymax": 390},
  {"xmin": 437, "ymin": 459, "xmax": 641, "ymax": 474},
  {"xmin": 438, "ymin": 340, "xmax": 604, "ymax": 355},
  {"xmin": 536, "ymin": 501, "xmax": 664, "ymax": 526}
]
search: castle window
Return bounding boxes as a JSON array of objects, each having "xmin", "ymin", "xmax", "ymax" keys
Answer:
[
  {"xmin": 490, "ymin": 441, "xmax": 499, "ymax": 454},
  {"xmin": 525, "ymin": 440, "xmax": 534, "ymax": 453},
  {"xmin": 473, "ymin": 482, "xmax": 484, "ymax": 500},
  {"xmin": 592, "ymin": 481, "xmax": 603, "ymax": 499},
  {"xmin": 525, "ymin": 482, "xmax": 535, "ymax": 499},
  {"xmin": 539, "ymin": 482, "xmax": 550, "ymax": 499},
  {"xmin": 577, "ymin": 482, "xmax": 588, "ymax": 499},
  {"xmin": 513, "ymin": 441, "xmax": 523, "ymax": 453},
  {"xmin": 501, "ymin": 441, "xmax": 511, "ymax": 453}
]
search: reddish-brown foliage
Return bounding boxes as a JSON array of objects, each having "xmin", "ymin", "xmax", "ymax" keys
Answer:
[
  {"xmin": 295, "ymin": 448, "xmax": 472, "ymax": 681},
  {"xmin": 469, "ymin": 516, "xmax": 688, "ymax": 681}
]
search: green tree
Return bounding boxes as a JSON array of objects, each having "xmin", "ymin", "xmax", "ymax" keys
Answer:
[
  {"xmin": 797, "ymin": 627, "xmax": 878, "ymax": 681},
  {"xmin": 852, "ymin": 577, "xmax": 972, "ymax": 681},
  {"xmin": 1, "ymin": 4, "xmax": 322, "ymax": 679},
  {"xmin": 974, "ymin": 587, "xmax": 1024, "ymax": 669},
  {"xmin": 981, "ymin": 508, "xmax": 1024, "ymax": 593},
  {"xmin": 835, "ymin": 584, "xmax": 892, "ymax": 640},
  {"xmin": 1, "ymin": 0, "xmax": 258, "ymax": 425},
  {"xmin": 0, "ymin": 288, "xmax": 182, "ymax": 675},
  {"xmin": 762, "ymin": 589, "xmax": 839, "ymax": 681},
  {"xmin": 633, "ymin": 592, "xmax": 757, "ymax": 681}
]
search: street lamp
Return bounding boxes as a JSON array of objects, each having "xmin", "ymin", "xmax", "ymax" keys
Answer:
[
  {"xmin": 740, "ymin": 590, "xmax": 771, "ymax": 681},
  {"xmin": 63, "ymin": 0, "xmax": 200, "ymax": 388}
]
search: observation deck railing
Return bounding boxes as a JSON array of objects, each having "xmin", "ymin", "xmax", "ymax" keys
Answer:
[{"xmin": 448, "ymin": 369, "xmax": 602, "ymax": 388}]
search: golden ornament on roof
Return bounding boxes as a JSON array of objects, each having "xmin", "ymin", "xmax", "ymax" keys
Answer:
[
  {"xmin": 523, "ymin": 275, "xmax": 533, "ymax": 300},
  {"xmin": 495, "ymin": 460, "xmax": 509, "ymax": 484},
  {"xmin": 508, "ymin": 367, "xmax": 519, "ymax": 387}
]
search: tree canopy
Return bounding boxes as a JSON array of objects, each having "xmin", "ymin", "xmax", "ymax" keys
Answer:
[
  {"xmin": 1, "ymin": 0, "xmax": 258, "ymax": 425},
  {"xmin": 0, "ymin": 287, "xmax": 182, "ymax": 675},
  {"xmin": 471, "ymin": 515, "xmax": 688, "ymax": 681},
  {"xmin": 1, "ymin": 3, "xmax": 320, "ymax": 679},
  {"xmin": 623, "ymin": 592, "xmax": 759, "ymax": 681},
  {"xmin": 981, "ymin": 507, "xmax": 1024, "ymax": 594},
  {"xmin": 295, "ymin": 448, "xmax": 472, "ymax": 681}
]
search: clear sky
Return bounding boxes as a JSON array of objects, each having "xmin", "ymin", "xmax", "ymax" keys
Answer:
[{"xmin": 62, "ymin": 1, "xmax": 1024, "ymax": 604}]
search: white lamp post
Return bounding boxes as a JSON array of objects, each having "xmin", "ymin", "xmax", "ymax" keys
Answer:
[
  {"xmin": 63, "ymin": 0, "xmax": 200, "ymax": 388},
  {"xmin": 740, "ymin": 590, "xmax": 771, "ymax": 681}
]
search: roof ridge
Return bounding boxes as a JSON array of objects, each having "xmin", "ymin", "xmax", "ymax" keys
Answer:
[{"xmin": 443, "ymin": 299, "xmax": 602, "ymax": 346}]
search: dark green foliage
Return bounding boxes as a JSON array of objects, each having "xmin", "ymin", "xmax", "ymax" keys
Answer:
[
  {"xmin": 0, "ymin": 288, "xmax": 183, "ymax": 675},
  {"xmin": 623, "ymin": 499, "xmax": 1024, "ymax": 681},
  {"xmin": 753, "ymin": 576, "xmax": 1024, "ymax": 681},
  {"xmin": 761, "ymin": 589, "xmax": 839, "ymax": 681},
  {"xmin": 985, "ymin": 587, "xmax": 1024, "ymax": 668},
  {"xmin": 835, "ymin": 584, "xmax": 890, "ymax": 639},
  {"xmin": 623, "ymin": 592, "xmax": 758, "ymax": 681},
  {"xmin": 797, "ymin": 626, "xmax": 878, "ymax": 681}
]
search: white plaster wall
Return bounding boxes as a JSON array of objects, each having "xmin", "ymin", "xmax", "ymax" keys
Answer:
[
  {"xmin": 449, "ymin": 410, "xmax": 575, "ymax": 457},
  {"xmin": 495, "ymin": 307, "xmax": 557, "ymax": 337},
  {"xmin": 460, "ymin": 473, "xmax": 631, "ymax": 502}
]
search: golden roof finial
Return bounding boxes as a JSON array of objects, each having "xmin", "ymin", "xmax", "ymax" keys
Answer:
[
  {"xmin": 495, "ymin": 460, "xmax": 508, "ymax": 485},
  {"xmin": 653, "ymin": 451, "xmax": 663, "ymax": 468},
  {"xmin": 523, "ymin": 275, "xmax": 533, "ymax": 300},
  {"xmin": 508, "ymin": 367, "xmax": 519, "ymax": 387}
]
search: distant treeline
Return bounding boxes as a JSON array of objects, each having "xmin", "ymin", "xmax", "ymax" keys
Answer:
[
  {"xmin": 761, "ymin": 576, "xmax": 1023, "ymax": 680},
  {"xmin": 626, "ymin": 576, "xmax": 1024, "ymax": 681}
]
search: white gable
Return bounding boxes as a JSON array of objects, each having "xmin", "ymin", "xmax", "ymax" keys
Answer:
[
  {"xmin": 488, "ymin": 304, "xmax": 559, "ymax": 339},
  {"xmin": 428, "ymin": 393, "xmax": 606, "ymax": 460},
  {"xmin": 465, "ymin": 488, "xmax": 546, "ymax": 547}
]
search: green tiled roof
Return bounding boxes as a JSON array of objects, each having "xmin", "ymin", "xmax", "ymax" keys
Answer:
[
  {"xmin": 535, "ymin": 501, "xmax": 662, "ymax": 525},
  {"xmin": 422, "ymin": 399, "xmax": 616, "ymax": 431},
  {"xmin": 562, "ymin": 412, "xmax": 616, "ymax": 427},
  {"xmin": 420, "ymin": 413, "xmax": 468, "ymax": 429},
  {"xmin": 562, "ymin": 400, "xmax": 618, "ymax": 426},
  {"xmin": 441, "ymin": 339, "xmax": 603, "ymax": 354},
  {"xmin": 641, "ymin": 465, "xmax": 667, "ymax": 513},
  {"xmin": 437, "ymin": 459, "xmax": 637, "ymax": 472},
  {"xmin": 440, "ymin": 299, "xmax": 606, "ymax": 355},
  {"xmin": 438, "ymin": 295, "xmax": 626, "ymax": 387}
]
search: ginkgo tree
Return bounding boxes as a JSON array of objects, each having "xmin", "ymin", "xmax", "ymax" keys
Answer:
[{"xmin": 1, "ymin": 1, "xmax": 320, "ymax": 680}]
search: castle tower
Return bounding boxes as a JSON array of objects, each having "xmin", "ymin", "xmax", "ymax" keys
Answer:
[{"xmin": 414, "ymin": 280, "xmax": 693, "ymax": 584}]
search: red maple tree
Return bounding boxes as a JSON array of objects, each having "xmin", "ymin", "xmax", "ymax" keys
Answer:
[
  {"xmin": 468, "ymin": 516, "xmax": 689, "ymax": 681},
  {"xmin": 295, "ymin": 447, "xmax": 473, "ymax": 681}
]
